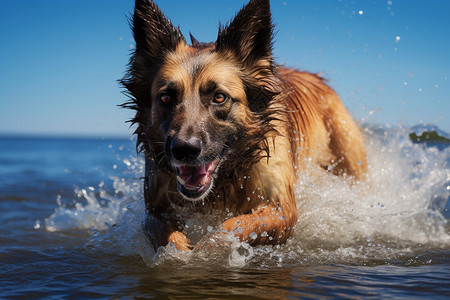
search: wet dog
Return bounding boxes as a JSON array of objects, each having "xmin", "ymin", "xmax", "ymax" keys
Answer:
[{"xmin": 121, "ymin": 0, "xmax": 367, "ymax": 251}]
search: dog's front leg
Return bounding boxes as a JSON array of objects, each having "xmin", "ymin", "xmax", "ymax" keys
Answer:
[
  {"xmin": 144, "ymin": 158, "xmax": 193, "ymax": 251},
  {"xmin": 145, "ymin": 214, "xmax": 193, "ymax": 251},
  {"xmin": 219, "ymin": 204, "xmax": 297, "ymax": 246},
  {"xmin": 195, "ymin": 202, "xmax": 297, "ymax": 252},
  {"xmin": 194, "ymin": 204, "xmax": 296, "ymax": 252}
]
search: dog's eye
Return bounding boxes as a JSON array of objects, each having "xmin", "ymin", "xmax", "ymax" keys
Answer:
[
  {"xmin": 159, "ymin": 94, "xmax": 171, "ymax": 105},
  {"xmin": 213, "ymin": 93, "xmax": 227, "ymax": 104}
]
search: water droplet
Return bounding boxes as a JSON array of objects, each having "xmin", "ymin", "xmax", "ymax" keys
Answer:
[
  {"xmin": 34, "ymin": 220, "xmax": 41, "ymax": 229},
  {"xmin": 249, "ymin": 232, "xmax": 258, "ymax": 240}
]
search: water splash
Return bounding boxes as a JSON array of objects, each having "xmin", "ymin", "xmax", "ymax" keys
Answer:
[
  {"xmin": 44, "ymin": 125, "xmax": 450, "ymax": 266},
  {"xmin": 289, "ymin": 127, "xmax": 449, "ymax": 265}
]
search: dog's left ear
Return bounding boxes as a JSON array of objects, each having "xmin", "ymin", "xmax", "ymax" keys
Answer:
[{"xmin": 216, "ymin": 0, "xmax": 273, "ymax": 71}]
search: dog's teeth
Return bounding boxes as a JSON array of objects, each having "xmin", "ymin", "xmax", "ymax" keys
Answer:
[
  {"xmin": 200, "ymin": 174, "xmax": 209, "ymax": 186},
  {"xmin": 177, "ymin": 176, "xmax": 186, "ymax": 185}
]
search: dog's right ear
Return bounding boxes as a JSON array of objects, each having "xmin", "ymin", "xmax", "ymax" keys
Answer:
[
  {"xmin": 215, "ymin": 0, "xmax": 273, "ymax": 72},
  {"xmin": 132, "ymin": 0, "xmax": 185, "ymax": 63}
]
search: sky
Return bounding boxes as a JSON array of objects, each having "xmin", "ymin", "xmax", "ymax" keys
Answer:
[{"xmin": 0, "ymin": 0, "xmax": 449, "ymax": 137}]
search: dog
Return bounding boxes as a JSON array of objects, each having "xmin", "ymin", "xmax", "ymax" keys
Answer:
[{"xmin": 121, "ymin": 0, "xmax": 367, "ymax": 251}]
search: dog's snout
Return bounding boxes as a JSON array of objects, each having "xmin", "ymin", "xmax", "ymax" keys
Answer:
[{"xmin": 170, "ymin": 137, "xmax": 202, "ymax": 161}]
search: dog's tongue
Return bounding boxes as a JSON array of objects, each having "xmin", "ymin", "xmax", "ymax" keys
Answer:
[{"xmin": 178, "ymin": 165, "xmax": 208, "ymax": 188}]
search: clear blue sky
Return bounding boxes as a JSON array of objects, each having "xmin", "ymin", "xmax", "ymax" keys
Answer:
[{"xmin": 1, "ymin": 0, "xmax": 449, "ymax": 137}]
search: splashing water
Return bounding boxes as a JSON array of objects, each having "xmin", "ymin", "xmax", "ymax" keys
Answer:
[
  {"xmin": 290, "ymin": 125, "xmax": 450, "ymax": 264},
  {"xmin": 44, "ymin": 125, "xmax": 450, "ymax": 267}
]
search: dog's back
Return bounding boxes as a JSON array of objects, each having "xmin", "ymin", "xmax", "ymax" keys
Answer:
[{"xmin": 278, "ymin": 68, "xmax": 367, "ymax": 179}]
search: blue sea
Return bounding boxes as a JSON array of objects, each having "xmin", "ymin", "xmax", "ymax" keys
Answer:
[{"xmin": 1, "ymin": 125, "xmax": 449, "ymax": 298}]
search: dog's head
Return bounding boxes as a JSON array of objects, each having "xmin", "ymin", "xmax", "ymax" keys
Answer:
[{"xmin": 122, "ymin": 0, "xmax": 278, "ymax": 201}]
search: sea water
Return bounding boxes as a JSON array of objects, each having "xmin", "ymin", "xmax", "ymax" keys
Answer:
[{"xmin": 0, "ymin": 125, "xmax": 449, "ymax": 298}]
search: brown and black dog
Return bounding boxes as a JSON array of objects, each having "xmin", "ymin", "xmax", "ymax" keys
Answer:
[{"xmin": 121, "ymin": 0, "xmax": 367, "ymax": 251}]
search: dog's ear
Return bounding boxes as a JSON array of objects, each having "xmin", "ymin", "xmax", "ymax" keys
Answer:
[
  {"xmin": 132, "ymin": 0, "xmax": 185, "ymax": 63},
  {"xmin": 216, "ymin": 0, "xmax": 273, "ymax": 70}
]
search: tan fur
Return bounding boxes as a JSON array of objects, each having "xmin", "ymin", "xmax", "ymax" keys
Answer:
[
  {"xmin": 123, "ymin": 0, "xmax": 367, "ymax": 252},
  {"xmin": 210, "ymin": 67, "xmax": 367, "ymax": 247},
  {"xmin": 143, "ymin": 46, "xmax": 367, "ymax": 250}
]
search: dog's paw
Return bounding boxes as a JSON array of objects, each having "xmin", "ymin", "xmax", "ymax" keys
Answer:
[{"xmin": 168, "ymin": 231, "xmax": 193, "ymax": 251}]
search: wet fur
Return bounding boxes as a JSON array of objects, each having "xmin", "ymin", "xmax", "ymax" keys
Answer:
[{"xmin": 121, "ymin": 0, "xmax": 367, "ymax": 251}]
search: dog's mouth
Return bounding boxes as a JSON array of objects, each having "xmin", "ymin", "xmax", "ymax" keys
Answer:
[{"xmin": 175, "ymin": 158, "xmax": 220, "ymax": 200}]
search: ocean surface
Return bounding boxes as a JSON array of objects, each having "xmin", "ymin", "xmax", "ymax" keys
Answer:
[{"xmin": 1, "ymin": 124, "xmax": 449, "ymax": 298}]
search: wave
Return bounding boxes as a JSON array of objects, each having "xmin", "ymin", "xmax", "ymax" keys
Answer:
[{"xmin": 43, "ymin": 124, "xmax": 450, "ymax": 267}]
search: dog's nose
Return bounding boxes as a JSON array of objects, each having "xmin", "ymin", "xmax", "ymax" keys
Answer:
[{"xmin": 170, "ymin": 137, "xmax": 202, "ymax": 161}]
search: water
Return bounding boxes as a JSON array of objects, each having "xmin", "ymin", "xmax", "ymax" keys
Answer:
[{"xmin": 1, "ymin": 125, "xmax": 449, "ymax": 298}]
